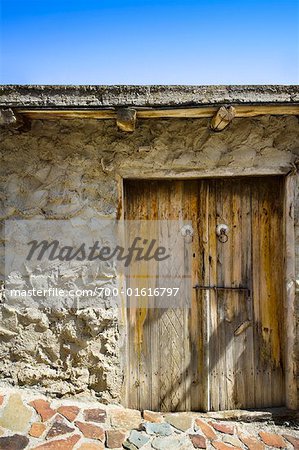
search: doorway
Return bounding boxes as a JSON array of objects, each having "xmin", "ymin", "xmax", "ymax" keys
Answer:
[{"xmin": 124, "ymin": 177, "xmax": 285, "ymax": 411}]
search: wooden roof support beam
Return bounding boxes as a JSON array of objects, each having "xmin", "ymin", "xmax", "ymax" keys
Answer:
[
  {"xmin": 210, "ymin": 106, "xmax": 236, "ymax": 131},
  {"xmin": 16, "ymin": 104, "xmax": 299, "ymax": 120},
  {"xmin": 116, "ymin": 108, "xmax": 136, "ymax": 132}
]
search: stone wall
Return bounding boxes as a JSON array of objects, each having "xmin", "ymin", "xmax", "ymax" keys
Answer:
[
  {"xmin": 0, "ymin": 115, "xmax": 298, "ymax": 403},
  {"xmin": 0, "ymin": 386, "xmax": 297, "ymax": 450}
]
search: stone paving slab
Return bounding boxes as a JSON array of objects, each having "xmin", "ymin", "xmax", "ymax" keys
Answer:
[{"xmin": 0, "ymin": 386, "xmax": 297, "ymax": 449}]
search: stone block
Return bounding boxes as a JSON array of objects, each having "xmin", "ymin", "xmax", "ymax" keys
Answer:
[
  {"xmin": 223, "ymin": 435, "xmax": 243, "ymax": 447},
  {"xmin": 84, "ymin": 408, "xmax": 106, "ymax": 423},
  {"xmin": 106, "ymin": 429, "xmax": 127, "ymax": 448},
  {"xmin": 123, "ymin": 442, "xmax": 138, "ymax": 450},
  {"xmin": 57, "ymin": 406, "xmax": 79, "ymax": 422},
  {"xmin": 0, "ymin": 434, "xmax": 29, "ymax": 450},
  {"xmin": 110, "ymin": 408, "xmax": 142, "ymax": 430},
  {"xmin": 212, "ymin": 442, "xmax": 242, "ymax": 450},
  {"xmin": 152, "ymin": 435, "xmax": 194, "ymax": 450},
  {"xmin": 210, "ymin": 422, "xmax": 234, "ymax": 435},
  {"xmin": 189, "ymin": 434, "xmax": 207, "ymax": 448},
  {"xmin": 239, "ymin": 434, "xmax": 265, "ymax": 450},
  {"xmin": 128, "ymin": 430, "xmax": 150, "ymax": 448},
  {"xmin": 29, "ymin": 422, "xmax": 46, "ymax": 438},
  {"xmin": 283, "ymin": 434, "xmax": 299, "ymax": 449},
  {"xmin": 78, "ymin": 443, "xmax": 105, "ymax": 450},
  {"xmin": 194, "ymin": 419, "xmax": 217, "ymax": 440},
  {"xmin": 75, "ymin": 421, "xmax": 105, "ymax": 441},
  {"xmin": 143, "ymin": 410, "xmax": 163, "ymax": 423},
  {"xmin": 143, "ymin": 422, "xmax": 173, "ymax": 436},
  {"xmin": 165, "ymin": 414, "xmax": 193, "ymax": 431},
  {"xmin": 0, "ymin": 394, "xmax": 32, "ymax": 432},
  {"xmin": 259, "ymin": 431, "xmax": 287, "ymax": 448},
  {"xmin": 33, "ymin": 434, "xmax": 80, "ymax": 449},
  {"xmin": 46, "ymin": 418, "xmax": 75, "ymax": 439},
  {"xmin": 29, "ymin": 399, "xmax": 56, "ymax": 422}
]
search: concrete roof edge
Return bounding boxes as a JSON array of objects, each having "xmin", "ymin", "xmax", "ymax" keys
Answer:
[{"xmin": 0, "ymin": 85, "xmax": 298, "ymax": 109}]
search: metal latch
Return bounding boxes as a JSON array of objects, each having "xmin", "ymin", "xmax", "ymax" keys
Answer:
[{"xmin": 193, "ymin": 285, "xmax": 250, "ymax": 296}]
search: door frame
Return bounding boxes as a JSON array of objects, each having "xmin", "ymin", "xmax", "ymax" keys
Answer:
[
  {"xmin": 284, "ymin": 172, "xmax": 297, "ymax": 410},
  {"xmin": 118, "ymin": 173, "xmax": 297, "ymax": 411}
]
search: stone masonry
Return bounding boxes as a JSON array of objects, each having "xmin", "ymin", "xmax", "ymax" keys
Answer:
[{"xmin": 0, "ymin": 386, "xmax": 297, "ymax": 449}]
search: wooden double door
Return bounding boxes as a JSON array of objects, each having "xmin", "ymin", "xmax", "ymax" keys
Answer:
[{"xmin": 124, "ymin": 177, "xmax": 285, "ymax": 411}]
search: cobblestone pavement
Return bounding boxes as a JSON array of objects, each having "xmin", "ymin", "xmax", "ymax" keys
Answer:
[{"xmin": 0, "ymin": 387, "xmax": 297, "ymax": 449}]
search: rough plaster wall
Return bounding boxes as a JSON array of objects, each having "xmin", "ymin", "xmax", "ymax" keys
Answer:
[
  {"xmin": 0, "ymin": 116, "xmax": 298, "ymax": 401},
  {"xmin": 106, "ymin": 115, "xmax": 299, "ymax": 176}
]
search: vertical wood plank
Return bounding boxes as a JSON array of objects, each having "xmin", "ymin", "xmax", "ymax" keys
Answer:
[
  {"xmin": 196, "ymin": 180, "xmax": 210, "ymax": 411},
  {"xmin": 269, "ymin": 179, "xmax": 284, "ymax": 406},
  {"xmin": 251, "ymin": 179, "xmax": 262, "ymax": 408},
  {"xmin": 238, "ymin": 180, "xmax": 255, "ymax": 408},
  {"xmin": 251, "ymin": 177, "xmax": 285, "ymax": 408},
  {"xmin": 207, "ymin": 179, "xmax": 219, "ymax": 411}
]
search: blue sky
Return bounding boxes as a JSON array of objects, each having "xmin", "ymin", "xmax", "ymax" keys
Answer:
[{"xmin": 0, "ymin": 0, "xmax": 298, "ymax": 85}]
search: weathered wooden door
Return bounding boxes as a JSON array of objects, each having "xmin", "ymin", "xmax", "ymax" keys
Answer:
[{"xmin": 124, "ymin": 177, "xmax": 285, "ymax": 411}]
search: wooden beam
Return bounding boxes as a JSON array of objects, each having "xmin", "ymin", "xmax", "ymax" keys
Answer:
[
  {"xmin": 210, "ymin": 106, "xmax": 236, "ymax": 131},
  {"xmin": 15, "ymin": 104, "xmax": 299, "ymax": 120},
  {"xmin": 116, "ymin": 108, "xmax": 136, "ymax": 132}
]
